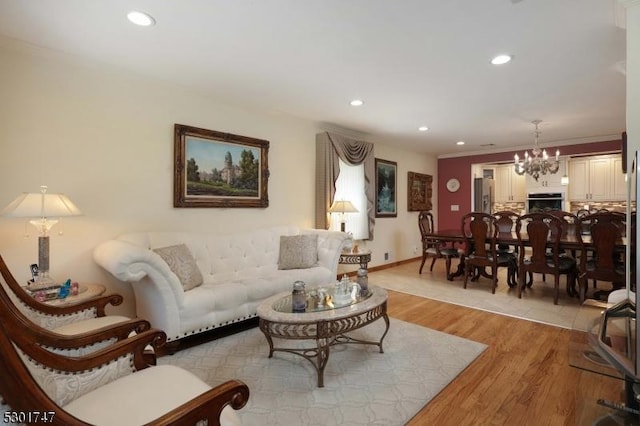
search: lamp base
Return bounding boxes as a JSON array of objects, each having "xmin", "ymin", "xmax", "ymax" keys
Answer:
[{"xmin": 340, "ymin": 222, "xmax": 346, "ymax": 233}]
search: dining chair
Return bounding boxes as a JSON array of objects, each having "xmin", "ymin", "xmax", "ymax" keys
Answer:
[
  {"xmin": 418, "ymin": 211, "xmax": 460, "ymax": 278},
  {"xmin": 492, "ymin": 210, "xmax": 520, "ymax": 287},
  {"xmin": 548, "ymin": 210, "xmax": 579, "ymax": 254},
  {"xmin": 576, "ymin": 212, "xmax": 626, "ymax": 302},
  {"xmin": 461, "ymin": 212, "xmax": 514, "ymax": 294},
  {"xmin": 516, "ymin": 213, "xmax": 577, "ymax": 305}
]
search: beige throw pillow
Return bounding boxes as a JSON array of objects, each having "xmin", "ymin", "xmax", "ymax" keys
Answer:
[
  {"xmin": 278, "ymin": 234, "xmax": 319, "ymax": 270},
  {"xmin": 153, "ymin": 244, "xmax": 203, "ymax": 291}
]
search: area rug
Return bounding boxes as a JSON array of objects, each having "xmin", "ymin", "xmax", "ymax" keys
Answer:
[{"xmin": 159, "ymin": 318, "xmax": 487, "ymax": 425}]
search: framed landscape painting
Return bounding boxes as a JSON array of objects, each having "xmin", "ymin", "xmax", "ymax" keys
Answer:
[
  {"xmin": 375, "ymin": 158, "xmax": 397, "ymax": 217},
  {"xmin": 174, "ymin": 124, "xmax": 269, "ymax": 208}
]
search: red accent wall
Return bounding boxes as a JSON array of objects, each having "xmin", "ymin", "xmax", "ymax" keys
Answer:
[{"xmin": 437, "ymin": 139, "xmax": 622, "ymax": 230}]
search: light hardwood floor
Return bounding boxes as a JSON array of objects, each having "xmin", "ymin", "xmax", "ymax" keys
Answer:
[{"xmin": 385, "ymin": 289, "xmax": 625, "ymax": 425}]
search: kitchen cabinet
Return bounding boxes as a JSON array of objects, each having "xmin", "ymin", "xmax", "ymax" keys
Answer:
[
  {"xmin": 612, "ymin": 156, "xmax": 627, "ymax": 200},
  {"xmin": 494, "ymin": 164, "xmax": 525, "ymax": 202},
  {"xmin": 568, "ymin": 154, "xmax": 625, "ymax": 201},
  {"xmin": 525, "ymin": 159, "xmax": 567, "ymax": 193}
]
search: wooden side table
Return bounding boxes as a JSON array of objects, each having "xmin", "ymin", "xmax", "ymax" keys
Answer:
[{"xmin": 43, "ymin": 283, "xmax": 106, "ymax": 306}]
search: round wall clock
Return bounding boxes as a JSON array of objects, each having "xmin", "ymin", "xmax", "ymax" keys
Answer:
[{"xmin": 446, "ymin": 178, "xmax": 461, "ymax": 193}]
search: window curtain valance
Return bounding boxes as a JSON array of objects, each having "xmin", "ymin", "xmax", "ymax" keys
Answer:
[{"xmin": 315, "ymin": 132, "xmax": 375, "ymax": 239}]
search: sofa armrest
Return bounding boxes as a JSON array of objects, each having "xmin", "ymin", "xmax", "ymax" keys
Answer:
[
  {"xmin": 93, "ymin": 239, "xmax": 186, "ymax": 305},
  {"xmin": 307, "ymin": 230, "xmax": 352, "ymax": 277}
]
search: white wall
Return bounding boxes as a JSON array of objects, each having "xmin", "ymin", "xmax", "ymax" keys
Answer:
[
  {"xmin": 625, "ymin": 2, "xmax": 640, "ymax": 159},
  {"xmin": 0, "ymin": 38, "xmax": 436, "ymax": 316}
]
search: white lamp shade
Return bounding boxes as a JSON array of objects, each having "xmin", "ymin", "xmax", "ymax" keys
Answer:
[
  {"xmin": 1, "ymin": 192, "xmax": 82, "ymax": 218},
  {"xmin": 328, "ymin": 200, "xmax": 359, "ymax": 214}
]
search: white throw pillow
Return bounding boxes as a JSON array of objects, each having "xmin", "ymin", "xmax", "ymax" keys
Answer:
[
  {"xmin": 153, "ymin": 244, "xmax": 203, "ymax": 291},
  {"xmin": 278, "ymin": 234, "xmax": 318, "ymax": 270}
]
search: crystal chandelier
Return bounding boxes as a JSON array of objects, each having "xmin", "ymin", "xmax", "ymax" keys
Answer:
[{"xmin": 514, "ymin": 120, "xmax": 559, "ymax": 181}]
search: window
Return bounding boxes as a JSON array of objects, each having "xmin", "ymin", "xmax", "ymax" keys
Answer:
[{"xmin": 332, "ymin": 159, "xmax": 369, "ymax": 240}]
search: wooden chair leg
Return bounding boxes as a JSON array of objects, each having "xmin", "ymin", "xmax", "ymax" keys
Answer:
[
  {"xmin": 554, "ymin": 274, "xmax": 560, "ymax": 305},
  {"xmin": 419, "ymin": 253, "xmax": 427, "ymax": 274},
  {"xmin": 518, "ymin": 268, "xmax": 524, "ymax": 298},
  {"xmin": 445, "ymin": 256, "xmax": 452, "ymax": 279},
  {"xmin": 429, "ymin": 257, "xmax": 437, "ymax": 272},
  {"xmin": 579, "ymin": 274, "xmax": 587, "ymax": 304},
  {"xmin": 463, "ymin": 263, "xmax": 469, "ymax": 289},
  {"xmin": 491, "ymin": 267, "xmax": 497, "ymax": 294}
]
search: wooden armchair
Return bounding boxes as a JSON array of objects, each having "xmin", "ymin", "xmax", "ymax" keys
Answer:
[
  {"xmin": 0, "ymin": 254, "xmax": 152, "ymax": 356},
  {"xmin": 0, "ymin": 278, "xmax": 250, "ymax": 426}
]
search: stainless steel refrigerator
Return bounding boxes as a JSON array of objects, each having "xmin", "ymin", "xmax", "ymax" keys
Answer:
[{"xmin": 473, "ymin": 178, "xmax": 494, "ymax": 214}]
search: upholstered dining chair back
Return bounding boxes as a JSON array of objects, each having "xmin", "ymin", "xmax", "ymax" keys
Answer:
[
  {"xmin": 575, "ymin": 212, "xmax": 626, "ymax": 302},
  {"xmin": 460, "ymin": 212, "xmax": 514, "ymax": 293},
  {"xmin": 516, "ymin": 212, "xmax": 576, "ymax": 305}
]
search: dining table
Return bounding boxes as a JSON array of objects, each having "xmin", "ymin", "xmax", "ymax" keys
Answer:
[{"xmin": 428, "ymin": 226, "xmax": 627, "ymax": 282}]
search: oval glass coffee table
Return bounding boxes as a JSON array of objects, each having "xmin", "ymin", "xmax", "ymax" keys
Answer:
[{"xmin": 257, "ymin": 285, "xmax": 389, "ymax": 387}]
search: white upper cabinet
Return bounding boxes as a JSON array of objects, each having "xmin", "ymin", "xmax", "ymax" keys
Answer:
[
  {"xmin": 525, "ymin": 159, "xmax": 567, "ymax": 194},
  {"xmin": 494, "ymin": 164, "xmax": 526, "ymax": 202},
  {"xmin": 568, "ymin": 154, "xmax": 625, "ymax": 201},
  {"xmin": 612, "ymin": 156, "xmax": 627, "ymax": 200}
]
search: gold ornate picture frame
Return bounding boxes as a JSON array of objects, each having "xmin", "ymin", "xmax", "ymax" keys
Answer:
[
  {"xmin": 174, "ymin": 124, "xmax": 269, "ymax": 208},
  {"xmin": 407, "ymin": 171, "xmax": 433, "ymax": 211}
]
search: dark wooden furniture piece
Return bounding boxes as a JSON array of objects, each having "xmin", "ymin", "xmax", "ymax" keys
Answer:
[
  {"xmin": 516, "ymin": 213, "xmax": 577, "ymax": 305},
  {"xmin": 424, "ymin": 225, "xmax": 625, "ymax": 293},
  {"xmin": 493, "ymin": 210, "xmax": 520, "ymax": 287},
  {"xmin": 576, "ymin": 212, "xmax": 626, "ymax": 303},
  {"xmin": 461, "ymin": 212, "xmax": 515, "ymax": 294},
  {"xmin": 418, "ymin": 210, "xmax": 460, "ymax": 278},
  {"xmin": 0, "ymin": 275, "xmax": 250, "ymax": 426},
  {"xmin": 0, "ymin": 254, "xmax": 153, "ymax": 355}
]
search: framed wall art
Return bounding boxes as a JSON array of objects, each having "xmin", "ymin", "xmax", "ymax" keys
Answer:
[
  {"xmin": 407, "ymin": 171, "xmax": 433, "ymax": 211},
  {"xmin": 174, "ymin": 124, "xmax": 269, "ymax": 208},
  {"xmin": 375, "ymin": 158, "xmax": 397, "ymax": 217}
]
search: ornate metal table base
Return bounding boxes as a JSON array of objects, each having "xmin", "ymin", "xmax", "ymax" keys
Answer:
[{"xmin": 258, "ymin": 296, "xmax": 389, "ymax": 387}]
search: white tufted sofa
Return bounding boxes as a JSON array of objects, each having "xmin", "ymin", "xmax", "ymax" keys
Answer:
[{"xmin": 93, "ymin": 226, "xmax": 351, "ymax": 343}]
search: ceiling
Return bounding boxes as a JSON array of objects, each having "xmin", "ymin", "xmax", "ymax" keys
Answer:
[{"xmin": 0, "ymin": 0, "xmax": 627, "ymax": 156}]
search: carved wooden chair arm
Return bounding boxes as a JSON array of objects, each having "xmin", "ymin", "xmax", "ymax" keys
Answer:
[
  {"xmin": 151, "ymin": 379, "xmax": 250, "ymax": 426},
  {"xmin": 20, "ymin": 293, "xmax": 123, "ymax": 318},
  {"xmin": 36, "ymin": 318, "xmax": 152, "ymax": 350},
  {"xmin": 1, "ymin": 254, "xmax": 122, "ymax": 319},
  {"xmin": 26, "ymin": 328, "xmax": 166, "ymax": 373}
]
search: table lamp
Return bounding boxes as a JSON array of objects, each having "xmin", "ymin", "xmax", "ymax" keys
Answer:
[
  {"xmin": 328, "ymin": 200, "xmax": 358, "ymax": 233},
  {"xmin": 1, "ymin": 185, "xmax": 82, "ymax": 289}
]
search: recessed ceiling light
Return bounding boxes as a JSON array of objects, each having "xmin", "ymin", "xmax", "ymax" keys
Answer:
[
  {"xmin": 456, "ymin": 141, "xmax": 465, "ymax": 145},
  {"xmin": 418, "ymin": 126, "xmax": 429, "ymax": 132},
  {"xmin": 491, "ymin": 54, "xmax": 512, "ymax": 65},
  {"xmin": 350, "ymin": 99, "xmax": 364, "ymax": 107},
  {"xmin": 127, "ymin": 10, "xmax": 156, "ymax": 26}
]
